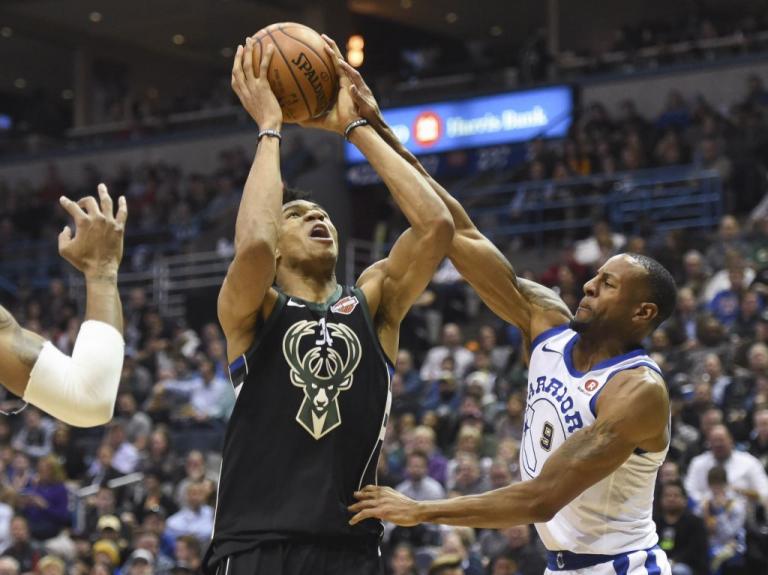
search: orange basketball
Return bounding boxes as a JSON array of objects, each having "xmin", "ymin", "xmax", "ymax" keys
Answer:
[{"xmin": 252, "ymin": 23, "xmax": 339, "ymax": 123}]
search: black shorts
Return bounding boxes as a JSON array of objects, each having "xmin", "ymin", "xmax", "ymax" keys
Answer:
[{"xmin": 212, "ymin": 540, "xmax": 384, "ymax": 575}]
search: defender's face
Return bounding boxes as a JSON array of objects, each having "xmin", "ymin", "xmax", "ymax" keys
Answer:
[
  {"xmin": 572, "ymin": 255, "xmax": 648, "ymax": 334},
  {"xmin": 278, "ymin": 200, "xmax": 338, "ymax": 263}
]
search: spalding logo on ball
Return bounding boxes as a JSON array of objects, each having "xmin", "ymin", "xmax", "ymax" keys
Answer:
[{"xmin": 252, "ymin": 23, "xmax": 339, "ymax": 123}]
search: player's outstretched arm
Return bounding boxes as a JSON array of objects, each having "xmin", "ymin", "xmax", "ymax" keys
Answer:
[
  {"xmin": 309, "ymin": 37, "xmax": 454, "ymax": 362},
  {"xmin": 0, "ymin": 184, "xmax": 127, "ymax": 427},
  {"xmin": 349, "ymin": 368, "xmax": 669, "ymax": 528},
  {"xmin": 333, "ymin": 47, "xmax": 571, "ymax": 346},
  {"xmin": 217, "ymin": 39, "xmax": 283, "ymax": 359}
]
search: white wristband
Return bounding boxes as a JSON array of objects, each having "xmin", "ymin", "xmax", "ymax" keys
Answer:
[{"xmin": 23, "ymin": 320, "xmax": 124, "ymax": 427}]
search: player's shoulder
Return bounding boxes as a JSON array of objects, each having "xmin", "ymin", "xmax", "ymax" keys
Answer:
[
  {"xmin": 597, "ymin": 365, "xmax": 669, "ymax": 428},
  {"xmin": 605, "ymin": 364, "xmax": 668, "ymax": 403}
]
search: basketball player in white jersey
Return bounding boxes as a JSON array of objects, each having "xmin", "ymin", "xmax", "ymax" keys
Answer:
[
  {"xmin": 338, "ymin": 45, "xmax": 676, "ymax": 575},
  {"xmin": 0, "ymin": 185, "xmax": 126, "ymax": 427}
]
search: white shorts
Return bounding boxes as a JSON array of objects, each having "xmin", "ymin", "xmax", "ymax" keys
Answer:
[{"xmin": 544, "ymin": 546, "xmax": 671, "ymax": 575}]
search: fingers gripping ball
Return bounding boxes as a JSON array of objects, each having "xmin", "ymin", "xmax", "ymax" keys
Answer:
[{"xmin": 252, "ymin": 23, "xmax": 338, "ymax": 123}]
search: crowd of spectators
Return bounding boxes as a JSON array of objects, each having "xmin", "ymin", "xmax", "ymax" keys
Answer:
[
  {"xmin": 492, "ymin": 75, "xmax": 768, "ymax": 222},
  {"xmin": 2, "ymin": 198, "xmax": 768, "ymax": 575},
  {"xmin": 4, "ymin": 61, "xmax": 768, "ymax": 575}
]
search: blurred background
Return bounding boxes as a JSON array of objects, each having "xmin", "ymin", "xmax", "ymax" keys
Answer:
[{"xmin": 2, "ymin": 1, "xmax": 768, "ymax": 574}]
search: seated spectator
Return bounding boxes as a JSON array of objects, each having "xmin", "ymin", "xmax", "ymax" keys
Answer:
[
  {"xmin": 139, "ymin": 427, "xmax": 178, "ymax": 483},
  {"xmin": 654, "ymin": 480, "xmax": 710, "ymax": 575},
  {"xmin": 477, "ymin": 325, "xmax": 514, "ymax": 375},
  {"xmin": 173, "ymin": 451, "xmax": 216, "ymax": 507},
  {"xmin": 36, "ymin": 555, "xmax": 65, "ymax": 575},
  {"xmin": 0, "ymin": 557, "xmax": 19, "ymax": 575},
  {"xmin": 124, "ymin": 549, "xmax": 154, "ymax": 575},
  {"xmin": 83, "ymin": 487, "xmax": 118, "ymax": 536},
  {"xmin": 396, "ymin": 452, "xmax": 446, "ymax": 502},
  {"xmin": 5, "ymin": 516, "xmax": 41, "ymax": 574},
  {"xmin": 84, "ymin": 445, "xmax": 123, "ymax": 489},
  {"xmin": 129, "ymin": 471, "xmax": 178, "ymax": 525},
  {"xmin": 494, "ymin": 391, "xmax": 525, "ymax": 442},
  {"xmin": 171, "ymin": 356, "xmax": 234, "ymax": 428},
  {"xmin": 164, "ymin": 481, "xmax": 214, "ymax": 546},
  {"xmin": 115, "ymin": 393, "xmax": 153, "ymax": 443},
  {"xmin": 749, "ymin": 408, "xmax": 768, "ymax": 474},
  {"xmin": 487, "ymin": 459, "xmax": 514, "ymax": 493},
  {"xmin": 685, "ymin": 425, "xmax": 768, "ymax": 509},
  {"xmin": 481, "ymin": 525, "xmax": 547, "ymax": 575},
  {"xmin": 132, "ymin": 529, "xmax": 174, "ymax": 575},
  {"xmin": 698, "ymin": 467, "xmax": 746, "ymax": 575},
  {"xmin": 92, "ymin": 538, "xmax": 121, "ymax": 571},
  {"xmin": 449, "ymin": 453, "xmax": 490, "ymax": 496},
  {"xmin": 173, "ymin": 534, "xmax": 202, "ymax": 572},
  {"xmin": 11, "ymin": 409, "xmax": 55, "ymax": 461},
  {"xmin": 50, "ymin": 424, "xmax": 86, "ymax": 482},
  {"xmin": 708, "ymin": 267, "xmax": 748, "ymax": 327},
  {"xmin": 420, "ymin": 323, "xmax": 475, "ymax": 382},
  {"xmin": 438, "ymin": 528, "xmax": 483, "ymax": 575},
  {"xmin": 573, "ymin": 221, "xmax": 625, "ymax": 268},
  {"xmin": 19, "ymin": 456, "xmax": 69, "ymax": 540},
  {"xmin": 103, "ymin": 421, "xmax": 140, "ymax": 475},
  {"xmin": 408, "ymin": 426, "xmax": 448, "ymax": 486},
  {"xmin": 395, "ymin": 350, "xmax": 424, "ymax": 400},
  {"xmin": 388, "ymin": 542, "xmax": 418, "ymax": 575}
]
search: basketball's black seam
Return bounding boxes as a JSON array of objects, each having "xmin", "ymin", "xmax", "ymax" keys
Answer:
[
  {"xmin": 277, "ymin": 25, "xmax": 335, "ymax": 84},
  {"xmin": 266, "ymin": 28, "xmax": 312, "ymax": 120}
]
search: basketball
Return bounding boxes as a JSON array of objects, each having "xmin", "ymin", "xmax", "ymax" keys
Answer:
[{"xmin": 252, "ymin": 22, "xmax": 338, "ymax": 123}]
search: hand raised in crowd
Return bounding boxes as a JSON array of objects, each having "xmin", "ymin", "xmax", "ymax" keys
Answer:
[
  {"xmin": 58, "ymin": 183, "xmax": 127, "ymax": 278},
  {"xmin": 231, "ymin": 37, "xmax": 283, "ymax": 131},
  {"xmin": 298, "ymin": 35, "xmax": 360, "ymax": 134}
]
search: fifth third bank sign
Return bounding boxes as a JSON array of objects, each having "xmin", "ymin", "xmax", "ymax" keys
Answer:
[{"xmin": 345, "ymin": 85, "xmax": 573, "ymax": 164}]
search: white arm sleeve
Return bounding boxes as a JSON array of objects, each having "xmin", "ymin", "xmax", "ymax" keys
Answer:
[{"xmin": 23, "ymin": 320, "xmax": 124, "ymax": 427}]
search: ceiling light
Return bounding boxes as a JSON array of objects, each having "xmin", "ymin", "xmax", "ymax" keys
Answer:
[
  {"xmin": 89, "ymin": 12, "xmax": 102, "ymax": 23},
  {"xmin": 445, "ymin": 12, "xmax": 458, "ymax": 24},
  {"xmin": 14, "ymin": 78, "xmax": 27, "ymax": 89},
  {"xmin": 61, "ymin": 89, "xmax": 74, "ymax": 100},
  {"xmin": 400, "ymin": 0, "xmax": 412, "ymax": 8},
  {"xmin": 490, "ymin": 25, "xmax": 503, "ymax": 37},
  {"xmin": 220, "ymin": 47, "xmax": 233, "ymax": 58},
  {"xmin": 172, "ymin": 34, "xmax": 186, "ymax": 46},
  {"xmin": 0, "ymin": 27, "xmax": 13, "ymax": 38},
  {"xmin": 347, "ymin": 35, "xmax": 364, "ymax": 51}
]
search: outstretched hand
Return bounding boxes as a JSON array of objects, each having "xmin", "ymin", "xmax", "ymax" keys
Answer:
[
  {"xmin": 299, "ymin": 34, "xmax": 360, "ymax": 134},
  {"xmin": 348, "ymin": 485, "xmax": 422, "ymax": 527},
  {"xmin": 336, "ymin": 57, "xmax": 383, "ymax": 129},
  {"xmin": 58, "ymin": 183, "xmax": 127, "ymax": 277},
  {"xmin": 231, "ymin": 37, "xmax": 283, "ymax": 130}
]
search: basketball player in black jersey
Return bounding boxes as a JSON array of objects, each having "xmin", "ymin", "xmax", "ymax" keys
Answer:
[{"xmin": 204, "ymin": 38, "xmax": 454, "ymax": 575}]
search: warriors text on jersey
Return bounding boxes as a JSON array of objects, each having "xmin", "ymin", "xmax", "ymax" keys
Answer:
[
  {"xmin": 522, "ymin": 325, "xmax": 668, "ymax": 556},
  {"xmin": 207, "ymin": 285, "xmax": 392, "ymax": 565}
]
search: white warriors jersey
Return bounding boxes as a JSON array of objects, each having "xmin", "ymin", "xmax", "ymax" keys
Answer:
[{"xmin": 521, "ymin": 325, "xmax": 667, "ymax": 555}]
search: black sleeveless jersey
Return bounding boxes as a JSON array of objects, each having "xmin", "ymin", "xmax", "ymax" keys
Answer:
[{"xmin": 207, "ymin": 285, "xmax": 392, "ymax": 562}]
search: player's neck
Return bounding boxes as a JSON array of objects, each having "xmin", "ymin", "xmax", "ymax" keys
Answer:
[
  {"xmin": 277, "ymin": 266, "xmax": 337, "ymax": 304},
  {"xmin": 571, "ymin": 334, "xmax": 635, "ymax": 373}
]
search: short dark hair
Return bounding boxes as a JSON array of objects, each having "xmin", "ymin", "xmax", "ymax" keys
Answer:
[
  {"xmin": 626, "ymin": 253, "xmax": 677, "ymax": 328},
  {"xmin": 282, "ymin": 186, "xmax": 313, "ymax": 204},
  {"xmin": 707, "ymin": 465, "xmax": 728, "ymax": 486},
  {"xmin": 660, "ymin": 479, "xmax": 687, "ymax": 498}
]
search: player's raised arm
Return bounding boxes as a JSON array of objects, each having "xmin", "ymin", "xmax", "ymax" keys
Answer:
[
  {"xmin": 0, "ymin": 184, "xmax": 127, "ymax": 427},
  {"xmin": 302, "ymin": 38, "xmax": 454, "ymax": 362},
  {"xmin": 349, "ymin": 366, "xmax": 669, "ymax": 528},
  {"xmin": 334, "ymin": 47, "xmax": 571, "ymax": 347},
  {"xmin": 217, "ymin": 39, "xmax": 284, "ymax": 359}
]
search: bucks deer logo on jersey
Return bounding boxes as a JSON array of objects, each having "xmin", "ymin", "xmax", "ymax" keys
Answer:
[{"xmin": 282, "ymin": 319, "xmax": 362, "ymax": 440}]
